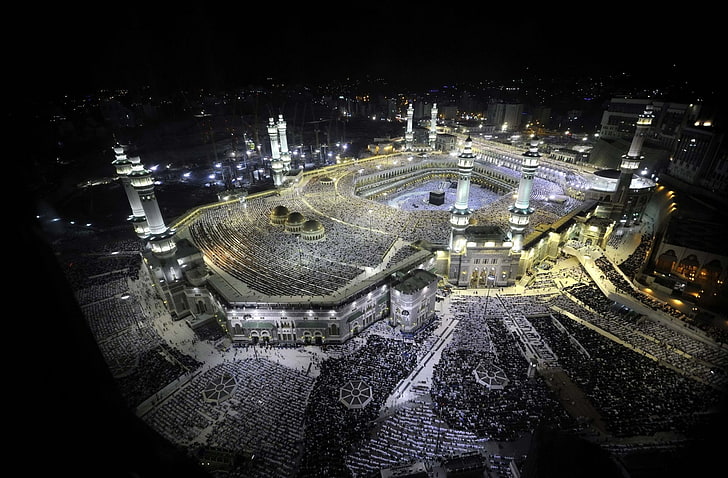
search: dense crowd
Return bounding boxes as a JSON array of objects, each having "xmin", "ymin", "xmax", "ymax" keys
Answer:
[
  {"xmin": 60, "ymin": 241, "xmax": 205, "ymax": 408},
  {"xmin": 553, "ymin": 284, "xmax": 728, "ymax": 389},
  {"xmin": 592, "ymin": 248, "xmax": 728, "ymax": 345},
  {"xmin": 538, "ymin": 307, "xmax": 724, "ymax": 438},
  {"xmin": 41, "ymin": 149, "xmax": 728, "ymax": 478},
  {"xmin": 184, "ymin": 153, "xmax": 582, "ymax": 298},
  {"xmin": 430, "ymin": 294, "xmax": 576, "ymax": 441},
  {"xmin": 145, "ymin": 358, "xmax": 315, "ymax": 478},
  {"xmin": 49, "ymin": 225, "xmax": 728, "ymax": 478},
  {"xmin": 295, "ymin": 333, "xmax": 418, "ymax": 478}
]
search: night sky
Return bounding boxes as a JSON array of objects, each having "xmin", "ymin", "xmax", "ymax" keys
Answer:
[{"xmin": 20, "ymin": 5, "xmax": 722, "ymax": 98}]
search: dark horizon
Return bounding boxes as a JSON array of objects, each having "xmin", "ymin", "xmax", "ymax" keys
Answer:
[{"xmin": 20, "ymin": 5, "xmax": 723, "ymax": 102}]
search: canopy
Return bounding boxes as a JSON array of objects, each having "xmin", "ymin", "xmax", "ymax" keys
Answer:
[
  {"xmin": 339, "ymin": 380, "xmax": 373, "ymax": 409},
  {"xmin": 473, "ymin": 361, "xmax": 509, "ymax": 390},
  {"xmin": 202, "ymin": 373, "xmax": 237, "ymax": 403}
]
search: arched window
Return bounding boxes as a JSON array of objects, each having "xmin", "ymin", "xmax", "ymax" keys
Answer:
[
  {"xmin": 676, "ymin": 254, "xmax": 700, "ymax": 280},
  {"xmin": 697, "ymin": 259, "xmax": 723, "ymax": 287},
  {"xmin": 655, "ymin": 249, "xmax": 677, "ymax": 274}
]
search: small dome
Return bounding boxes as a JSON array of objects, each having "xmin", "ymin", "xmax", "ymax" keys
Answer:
[
  {"xmin": 286, "ymin": 211, "xmax": 305, "ymax": 225},
  {"xmin": 302, "ymin": 219, "xmax": 323, "ymax": 233},
  {"xmin": 271, "ymin": 205, "xmax": 289, "ymax": 218}
]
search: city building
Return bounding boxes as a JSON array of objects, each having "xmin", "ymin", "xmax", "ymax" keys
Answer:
[
  {"xmin": 598, "ymin": 98, "xmax": 701, "ymax": 150},
  {"xmin": 666, "ymin": 121, "xmax": 726, "ymax": 194}
]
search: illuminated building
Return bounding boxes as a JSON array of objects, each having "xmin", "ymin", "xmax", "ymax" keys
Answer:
[
  {"xmin": 448, "ymin": 135, "xmax": 475, "ymax": 253},
  {"xmin": 509, "ymin": 136, "xmax": 540, "ymax": 251},
  {"xmin": 405, "ymin": 102, "xmax": 414, "ymax": 151}
]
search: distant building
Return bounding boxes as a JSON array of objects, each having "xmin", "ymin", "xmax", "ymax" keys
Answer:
[
  {"xmin": 666, "ymin": 122, "xmax": 726, "ymax": 194},
  {"xmin": 598, "ymin": 98, "xmax": 701, "ymax": 151},
  {"xmin": 647, "ymin": 214, "xmax": 728, "ymax": 312},
  {"xmin": 487, "ymin": 101, "xmax": 525, "ymax": 132}
]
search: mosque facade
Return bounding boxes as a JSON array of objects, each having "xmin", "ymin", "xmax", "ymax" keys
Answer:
[{"xmin": 112, "ymin": 109, "xmax": 660, "ymax": 346}]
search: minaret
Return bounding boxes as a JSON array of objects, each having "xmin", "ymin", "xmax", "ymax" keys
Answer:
[
  {"xmin": 509, "ymin": 137, "xmax": 540, "ymax": 251},
  {"xmin": 267, "ymin": 117, "xmax": 281, "ymax": 161},
  {"xmin": 277, "ymin": 114, "xmax": 292, "ymax": 173},
  {"xmin": 449, "ymin": 136, "xmax": 476, "ymax": 252},
  {"xmin": 613, "ymin": 104, "xmax": 654, "ymax": 224},
  {"xmin": 405, "ymin": 103, "xmax": 414, "ymax": 151},
  {"xmin": 271, "ymin": 158, "xmax": 284, "ymax": 187},
  {"xmin": 268, "ymin": 117, "xmax": 284, "ymax": 186},
  {"xmin": 128, "ymin": 162, "xmax": 177, "ymax": 259},
  {"xmin": 428, "ymin": 103, "xmax": 438, "ymax": 149},
  {"xmin": 111, "ymin": 144, "xmax": 149, "ymax": 238}
]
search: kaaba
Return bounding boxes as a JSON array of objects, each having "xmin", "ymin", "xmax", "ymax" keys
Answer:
[{"xmin": 429, "ymin": 190, "xmax": 445, "ymax": 205}]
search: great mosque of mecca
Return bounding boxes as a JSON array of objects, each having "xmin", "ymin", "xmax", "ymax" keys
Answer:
[{"xmin": 113, "ymin": 103, "xmax": 657, "ymax": 346}]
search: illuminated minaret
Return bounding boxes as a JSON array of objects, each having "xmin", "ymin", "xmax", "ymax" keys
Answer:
[
  {"xmin": 271, "ymin": 158, "xmax": 284, "ymax": 187},
  {"xmin": 111, "ymin": 144, "xmax": 148, "ymax": 238},
  {"xmin": 267, "ymin": 117, "xmax": 281, "ymax": 161},
  {"xmin": 128, "ymin": 163, "xmax": 177, "ymax": 259},
  {"xmin": 405, "ymin": 103, "xmax": 414, "ymax": 151},
  {"xmin": 509, "ymin": 137, "xmax": 540, "ymax": 251},
  {"xmin": 277, "ymin": 114, "xmax": 292, "ymax": 173},
  {"xmin": 449, "ymin": 136, "xmax": 476, "ymax": 251},
  {"xmin": 613, "ymin": 104, "xmax": 654, "ymax": 224},
  {"xmin": 268, "ymin": 117, "xmax": 284, "ymax": 186},
  {"xmin": 428, "ymin": 103, "xmax": 438, "ymax": 149}
]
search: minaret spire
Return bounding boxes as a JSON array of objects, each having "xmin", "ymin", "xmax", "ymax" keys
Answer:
[
  {"xmin": 267, "ymin": 117, "xmax": 281, "ymax": 161},
  {"xmin": 111, "ymin": 144, "xmax": 148, "ymax": 238},
  {"xmin": 128, "ymin": 159, "xmax": 177, "ymax": 259},
  {"xmin": 613, "ymin": 104, "xmax": 654, "ymax": 224},
  {"xmin": 449, "ymin": 136, "xmax": 475, "ymax": 251},
  {"xmin": 428, "ymin": 103, "xmax": 438, "ymax": 149},
  {"xmin": 405, "ymin": 103, "xmax": 414, "ymax": 151},
  {"xmin": 268, "ymin": 117, "xmax": 284, "ymax": 186},
  {"xmin": 509, "ymin": 137, "xmax": 540, "ymax": 251},
  {"xmin": 277, "ymin": 114, "xmax": 291, "ymax": 173}
]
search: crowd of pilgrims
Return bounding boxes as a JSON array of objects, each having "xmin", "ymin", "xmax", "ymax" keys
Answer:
[
  {"xmin": 145, "ymin": 358, "xmax": 315, "ymax": 478},
  {"xmin": 185, "ymin": 154, "xmax": 581, "ymax": 299},
  {"xmin": 433, "ymin": 291, "xmax": 725, "ymax": 439},
  {"xmin": 52, "ymin": 229, "xmax": 203, "ymax": 408},
  {"xmin": 43, "ymin": 152, "xmax": 727, "ymax": 477},
  {"xmin": 532, "ymin": 304, "xmax": 723, "ymax": 438},
  {"xmin": 50, "ymin": 222, "xmax": 727, "ymax": 478},
  {"xmin": 430, "ymin": 294, "xmax": 576, "ymax": 442},
  {"xmin": 552, "ymin": 283, "xmax": 728, "ymax": 389},
  {"xmin": 590, "ymin": 233, "xmax": 728, "ymax": 344}
]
